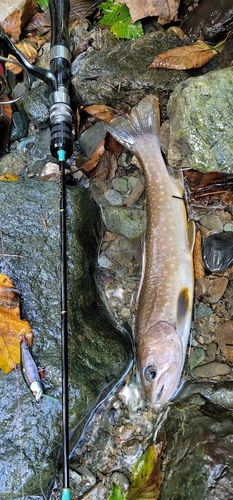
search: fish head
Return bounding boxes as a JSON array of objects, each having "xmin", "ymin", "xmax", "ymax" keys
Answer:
[{"xmin": 138, "ymin": 321, "xmax": 184, "ymax": 407}]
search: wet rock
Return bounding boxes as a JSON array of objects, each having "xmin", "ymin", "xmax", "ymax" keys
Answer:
[
  {"xmin": 103, "ymin": 206, "xmax": 146, "ymax": 239},
  {"xmin": 105, "ymin": 188, "xmax": 123, "ymax": 206},
  {"xmin": 10, "ymin": 111, "xmax": 29, "ymax": 142},
  {"xmin": 110, "ymin": 472, "xmax": 129, "ymax": 494},
  {"xmin": 206, "ymin": 342, "xmax": 217, "ymax": 363},
  {"xmin": 191, "ymin": 362, "xmax": 231, "ymax": 378},
  {"xmin": 22, "ymin": 83, "xmax": 50, "ymax": 127},
  {"xmin": 0, "ymin": 151, "xmax": 26, "ymax": 175},
  {"xmin": 202, "ymin": 231, "xmax": 233, "ymax": 271},
  {"xmin": 71, "ymin": 31, "xmax": 188, "ymax": 120},
  {"xmin": 224, "ymin": 222, "xmax": 233, "ymax": 231},
  {"xmin": 78, "ymin": 121, "xmax": 106, "ymax": 156},
  {"xmin": 199, "ymin": 213, "xmax": 223, "ymax": 232},
  {"xmin": 27, "ymin": 128, "xmax": 52, "ymax": 174},
  {"xmin": 181, "ymin": 0, "xmax": 233, "ymax": 42},
  {"xmin": 159, "ymin": 385, "xmax": 233, "ymax": 500},
  {"xmin": 0, "ymin": 181, "xmax": 132, "ymax": 498},
  {"xmin": 17, "ymin": 135, "xmax": 37, "ymax": 151},
  {"xmin": 168, "ymin": 67, "xmax": 233, "ymax": 173}
]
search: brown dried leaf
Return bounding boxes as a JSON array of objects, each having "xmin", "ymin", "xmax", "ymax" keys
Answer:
[
  {"xmin": 149, "ymin": 40, "xmax": 217, "ymax": 70},
  {"xmin": 0, "ymin": 273, "xmax": 32, "ymax": 374},
  {"xmin": 105, "ymin": 133, "xmax": 122, "ymax": 157},
  {"xmin": 118, "ymin": 0, "xmax": 180, "ymax": 24},
  {"xmin": 193, "ymin": 230, "xmax": 205, "ymax": 279},
  {"xmin": 6, "ymin": 41, "xmax": 37, "ymax": 74},
  {"xmin": 96, "ymin": 150, "xmax": 118, "ymax": 182},
  {"xmin": 2, "ymin": 0, "xmax": 38, "ymax": 41},
  {"xmin": 84, "ymin": 104, "xmax": 122, "ymax": 123},
  {"xmin": 80, "ymin": 137, "xmax": 105, "ymax": 176}
]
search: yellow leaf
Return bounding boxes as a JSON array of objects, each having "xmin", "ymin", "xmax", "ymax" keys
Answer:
[
  {"xmin": 0, "ymin": 174, "xmax": 19, "ymax": 182},
  {"xmin": 149, "ymin": 40, "xmax": 217, "ymax": 70},
  {"xmin": 6, "ymin": 42, "xmax": 37, "ymax": 75},
  {"xmin": 0, "ymin": 274, "xmax": 32, "ymax": 374}
]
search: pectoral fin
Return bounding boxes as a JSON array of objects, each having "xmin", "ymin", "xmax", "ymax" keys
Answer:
[
  {"xmin": 188, "ymin": 220, "xmax": 196, "ymax": 254},
  {"xmin": 177, "ymin": 286, "xmax": 190, "ymax": 338}
]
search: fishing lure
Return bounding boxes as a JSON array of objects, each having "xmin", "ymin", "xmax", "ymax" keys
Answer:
[{"xmin": 20, "ymin": 338, "xmax": 43, "ymax": 401}]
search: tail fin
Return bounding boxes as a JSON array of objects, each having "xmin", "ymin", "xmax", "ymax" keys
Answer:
[{"xmin": 84, "ymin": 94, "xmax": 160, "ymax": 152}]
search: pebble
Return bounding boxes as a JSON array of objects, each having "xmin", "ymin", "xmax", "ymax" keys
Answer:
[
  {"xmin": 215, "ymin": 320, "xmax": 233, "ymax": 363},
  {"xmin": 112, "ymin": 177, "xmax": 128, "ymax": 193},
  {"xmin": 17, "ymin": 135, "xmax": 37, "ymax": 151},
  {"xmin": 206, "ymin": 342, "xmax": 217, "ymax": 362},
  {"xmin": 128, "ymin": 176, "xmax": 139, "ymax": 189},
  {"xmin": 118, "ymin": 150, "xmax": 132, "ymax": 167},
  {"xmin": 110, "ymin": 472, "xmax": 129, "ymax": 494},
  {"xmin": 191, "ymin": 361, "xmax": 231, "ymax": 378},
  {"xmin": 224, "ymin": 223, "xmax": 233, "ymax": 232},
  {"xmin": 188, "ymin": 348, "xmax": 206, "ymax": 371},
  {"xmin": 103, "ymin": 206, "xmax": 147, "ymax": 239},
  {"xmin": 105, "ymin": 188, "xmax": 123, "ymax": 206},
  {"xmin": 195, "ymin": 302, "xmax": 212, "ymax": 319},
  {"xmin": 10, "ymin": 111, "xmax": 29, "ymax": 142},
  {"xmin": 98, "ymin": 255, "xmax": 113, "ymax": 268},
  {"xmin": 199, "ymin": 214, "xmax": 223, "ymax": 232},
  {"xmin": 121, "ymin": 308, "xmax": 131, "ymax": 318},
  {"xmin": 81, "ymin": 482, "xmax": 109, "ymax": 499}
]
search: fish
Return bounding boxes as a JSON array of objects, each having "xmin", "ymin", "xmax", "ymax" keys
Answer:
[
  {"xmin": 20, "ymin": 339, "xmax": 43, "ymax": 401},
  {"xmin": 101, "ymin": 94, "xmax": 195, "ymax": 407}
]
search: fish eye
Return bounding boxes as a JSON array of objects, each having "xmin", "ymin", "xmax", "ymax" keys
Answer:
[{"xmin": 144, "ymin": 365, "xmax": 157, "ymax": 382}]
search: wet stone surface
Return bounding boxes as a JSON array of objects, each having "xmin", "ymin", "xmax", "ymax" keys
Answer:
[{"xmin": 1, "ymin": 12, "xmax": 233, "ymax": 500}]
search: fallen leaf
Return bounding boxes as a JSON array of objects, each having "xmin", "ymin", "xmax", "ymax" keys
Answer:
[
  {"xmin": 6, "ymin": 41, "xmax": 38, "ymax": 74},
  {"xmin": 2, "ymin": 0, "xmax": 38, "ymax": 41},
  {"xmin": 96, "ymin": 150, "xmax": 118, "ymax": 181},
  {"xmin": 118, "ymin": 0, "xmax": 180, "ymax": 24},
  {"xmin": 0, "ymin": 174, "xmax": 19, "ymax": 182},
  {"xmin": 128, "ymin": 442, "xmax": 164, "ymax": 500},
  {"xmin": 215, "ymin": 321, "xmax": 233, "ymax": 363},
  {"xmin": 184, "ymin": 170, "xmax": 233, "ymax": 209},
  {"xmin": 84, "ymin": 104, "xmax": 123, "ymax": 123},
  {"xmin": 149, "ymin": 40, "xmax": 217, "ymax": 70},
  {"xmin": 108, "ymin": 482, "xmax": 126, "ymax": 500},
  {"xmin": 193, "ymin": 230, "xmax": 205, "ymax": 279},
  {"xmin": 0, "ymin": 273, "xmax": 32, "ymax": 374},
  {"xmin": 80, "ymin": 137, "xmax": 106, "ymax": 176}
]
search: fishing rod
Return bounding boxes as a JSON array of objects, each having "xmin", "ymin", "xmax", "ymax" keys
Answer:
[{"xmin": 0, "ymin": 1, "xmax": 73, "ymax": 498}]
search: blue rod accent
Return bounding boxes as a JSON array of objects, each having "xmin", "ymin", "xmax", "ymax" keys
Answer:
[
  {"xmin": 58, "ymin": 149, "xmax": 66, "ymax": 161},
  {"xmin": 62, "ymin": 488, "xmax": 71, "ymax": 500}
]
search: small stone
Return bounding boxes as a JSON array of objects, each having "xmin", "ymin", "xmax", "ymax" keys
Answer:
[
  {"xmin": 121, "ymin": 308, "xmax": 131, "ymax": 318},
  {"xmin": 199, "ymin": 214, "xmax": 223, "ymax": 232},
  {"xmin": 195, "ymin": 302, "xmax": 212, "ymax": 319},
  {"xmin": 191, "ymin": 361, "xmax": 230, "ymax": 378},
  {"xmin": 188, "ymin": 348, "xmax": 206, "ymax": 371},
  {"xmin": 22, "ymin": 83, "xmax": 50, "ymax": 126},
  {"xmin": 10, "ymin": 111, "xmax": 29, "ymax": 142},
  {"xmin": 110, "ymin": 472, "xmax": 130, "ymax": 494},
  {"xmin": 117, "ymin": 150, "xmax": 132, "ymax": 168},
  {"xmin": 206, "ymin": 342, "xmax": 217, "ymax": 362},
  {"xmin": 98, "ymin": 255, "xmax": 113, "ymax": 268},
  {"xmin": 103, "ymin": 206, "xmax": 147, "ymax": 239},
  {"xmin": 17, "ymin": 136, "xmax": 37, "ymax": 151},
  {"xmin": 224, "ymin": 223, "xmax": 233, "ymax": 232},
  {"xmin": 105, "ymin": 189, "xmax": 123, "ymax": 206},
  {"xmin": 128, "ymin": 176, "xmax": 139, "ymax": 189},
  {"xmin": 112, "ymin": 177, "xmax": 128, "ymax": 193}
]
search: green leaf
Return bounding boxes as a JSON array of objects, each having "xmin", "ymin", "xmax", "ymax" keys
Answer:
[
  {"xmin": 37, "ymin": 0, "xmax": 49, "ymax": 9},
  {"xmin": 128, "ymin": 444, "xmax": 164, "ymax": 499},
  {"xmin": 108, "ymin": 483, "xmax": 126, "ymax": 500},
  {"xmin": 99, "ymin": 0, "xmax": 143, "ymax": 39}
]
